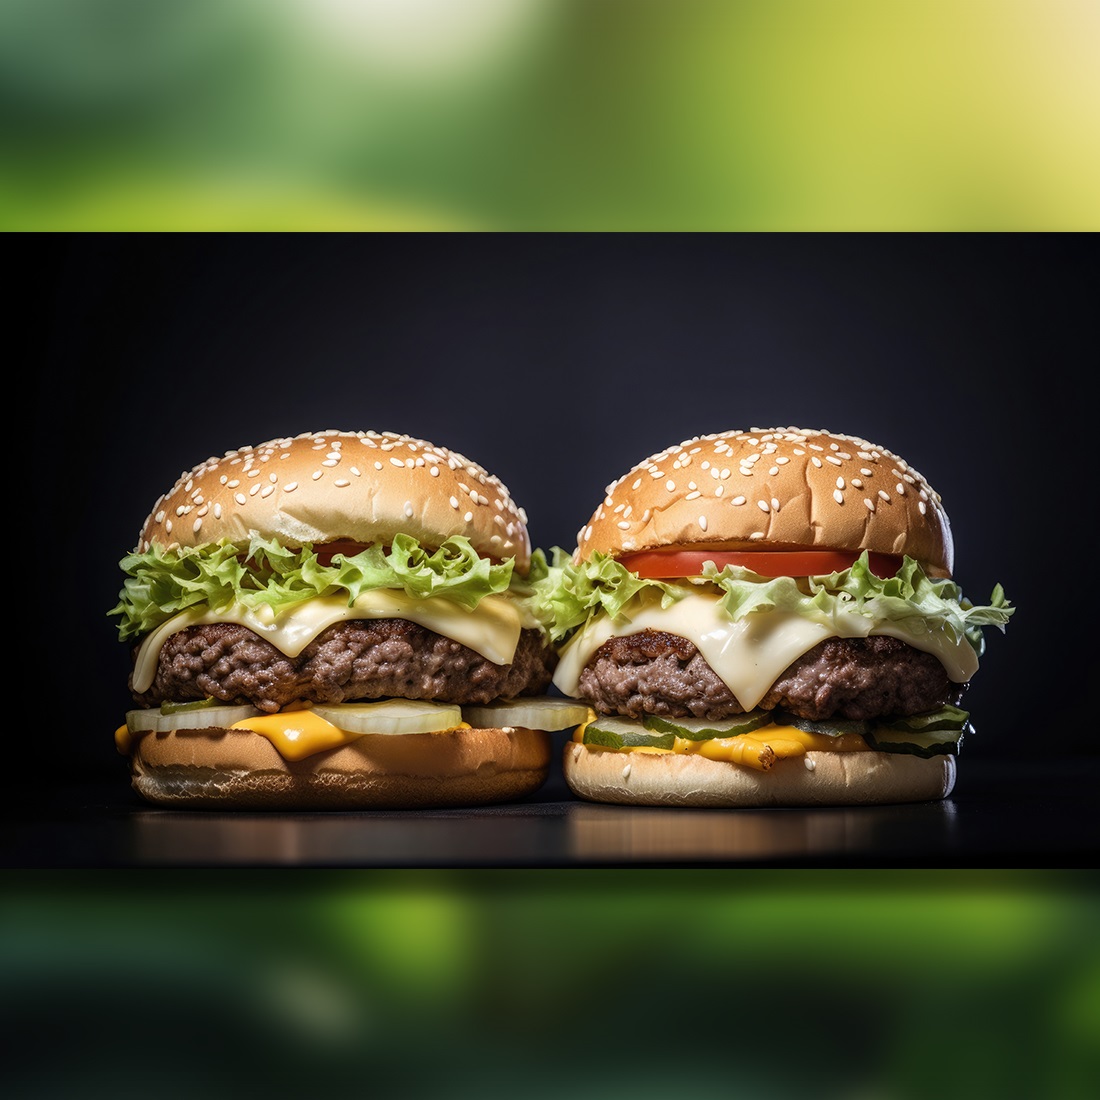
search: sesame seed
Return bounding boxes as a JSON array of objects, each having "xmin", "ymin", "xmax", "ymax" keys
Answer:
[
  {"xmin": 389, "ymin": 457, "xmax": 404, "ymax": 468},
  {"xmin": 666, "ymin": 480, "xmax": 676, "ymax": 491},
  {"xmin": 404, "ymin": 501, "xmax": 414, "ymax": 517},
  {"xmin": 464, "ymin": 511, "xmax": 474, "ymax": 522},
  {"xmin": 757, "ymin": 500, "xmax": 770, "ymax": 512},
  {"xmin": 261, "ymin": 484, "xmax": 275, "ymax": 497},
  {"xmin": 732, "ymin": 496, "xmax": 746, "ymax": 506},
  {"xmin": 864, "ymin": 498, "xmax": 875, "ymax": 512},
  {"xmin": 833, "ymin": 489, "xmax": 844, "ymax": 504},
  {"xmin": 234, "ymin": 493, "xmax": 246, "ymax": 505},
  {"xmin": 429, "ymin": 466, "xmax": 440, "ymax": 477},
  {"xmin": 334, "ymin": 479, "xmax": 350, "ymax": 488},
  {"xmin": 698, "ymin": 515, "xmax": 708, "ymax": 531},
  {"xmin": 449, "ymin": 496, "xmax": 459, "ymax": 509}
]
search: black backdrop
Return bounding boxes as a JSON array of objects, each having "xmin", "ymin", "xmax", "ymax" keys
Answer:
[{"xmin": 30, "ymin": 232, "xmax": 1094, "ymax": 785}]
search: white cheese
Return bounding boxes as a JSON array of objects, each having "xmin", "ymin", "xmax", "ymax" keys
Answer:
[
  {"xmin": 552, "ymin": 590, "xmax": 978, "ymax": 712},
  {"xmin": 132, "ymin": 591, "xmax": 527, "ymax": 695}
]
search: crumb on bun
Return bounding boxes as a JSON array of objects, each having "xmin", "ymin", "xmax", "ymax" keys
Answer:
[{"xmin": 577, "ymin": 426, "xmax": 953, "ymax": 576}]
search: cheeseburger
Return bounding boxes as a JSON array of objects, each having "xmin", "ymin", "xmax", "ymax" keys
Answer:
[
  {"xmin": 540, "ymin": 427, "xmax": 1013, "ymax": 807},
  {"xmin": 110, "ymin": 429, "xmax": 585, "ymax": 809}
]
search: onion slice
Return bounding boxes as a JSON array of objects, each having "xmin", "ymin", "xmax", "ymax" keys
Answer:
[
  {"xmin": 312, "ymin": 699, "xmax": 463, "ymax": 735},
  {"xmin": 126, "ymin": 704, "xmax": 261, "ymax": 733},
  {"xmin": 462, "ymin": 697, "xmax": 593, "ymax": 732}
]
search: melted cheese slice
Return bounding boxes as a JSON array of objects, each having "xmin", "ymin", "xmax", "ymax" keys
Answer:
[
  {"xmin": 116, "ymin": 710, "xmax": 472, "ymax": 761},
  {"xmin": 132, "ymin": 590, "xmax": 527, "ymax": 695},
  {"xmin": 572, "ymin": 721, "xmax": 870, "ymax": 772},
  {"xmin": 553, "ymin": 589, "xmax": 978, "ymax": 712},
  {"xmin": 228, "ymin": 709, "xmax": 362, "ymax": 761}
]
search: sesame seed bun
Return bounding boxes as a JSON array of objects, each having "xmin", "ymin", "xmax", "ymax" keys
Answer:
[
  {"xmin": 132, "ymin": 725, "xmax": 552, "ymax": 810},
  {"xmin": 117, "ymin": 428, "xmax": 557, "ymax": 811},
  {"xmin": 137, "ymin": 428, "xmax": 531, "ymax": 570},
  {"xmin": 578, "ymin": 427, "xmax": 952, "ymax": 576},
  {"xmin": 562, "ymin": 741, "xmax": 956, "ymax": 808}
]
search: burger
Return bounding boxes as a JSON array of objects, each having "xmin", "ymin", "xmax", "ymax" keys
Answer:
[
  {"xmin": 538, "ymin": 427, "xmax": 1013, "ymax": 807},
  {"xmin": 110, "ymin": 429, "xmax": 586, "ymax": 809}
]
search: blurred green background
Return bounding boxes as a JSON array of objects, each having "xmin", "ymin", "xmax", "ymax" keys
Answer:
[
  {"xmin": 2, "ymin": 0, "xmax": 1098, "ymax": 229},
  {"xmin": 5, "ymin": 871, "xmax": 1099, "ymax": 1097}
]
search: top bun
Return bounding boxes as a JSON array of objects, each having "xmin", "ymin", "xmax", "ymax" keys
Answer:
[
  {"xmin": 136, "ymin": 430, "xmax": 532, "ymax": 571},
  {"xmin": 578, "ymin": 427, "xmax": 953, "ymax": 576}
]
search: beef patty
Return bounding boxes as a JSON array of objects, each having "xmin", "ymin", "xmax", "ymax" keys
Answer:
[
  {"xmin": 133, "ymin": 619, "xmax": 556, "ymax": 714},
  {"xmin": 578, "ymin": 629, "xmax": 962, "ymax": 722}
]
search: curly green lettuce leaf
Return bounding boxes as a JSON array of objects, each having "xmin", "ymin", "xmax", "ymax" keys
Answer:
[
  {"xmin": 702, "ymin": 553, "xmax": 1013, "ymax": 656},
  {"xmin": 109, "ymin": 534, "xmax": 523, "ymax": 641},
  {"xmin": 528, "ymin": 550, "xmax": 687, "ymax": 642},
  {"xmin": 532, "ymin": 549, "xmax": 1014, "ymax": 653}
]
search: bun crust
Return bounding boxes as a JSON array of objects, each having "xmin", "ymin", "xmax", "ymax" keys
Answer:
[
  {"xmin": 130, "ymin": 725, "xmax": 552, "ymax": 809},
  {"xmin": 578, "ymin": 427, "xmax": 953, "ymax": 575},
  {"xmin": 137, "ymin": 429, "xmax": 531, "ymax": 570},
  {"xmin": 563, "ymin": 742, "xmax": 955, "ymax": 807}
]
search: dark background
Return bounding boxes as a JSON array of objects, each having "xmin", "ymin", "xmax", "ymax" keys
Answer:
[{"xmin": 29, "ymin": 232, "xmax": 1095, "ymax": 788}]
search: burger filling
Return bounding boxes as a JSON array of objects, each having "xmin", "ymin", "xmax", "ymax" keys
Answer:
[{"xmin": 534, "ymin": 550, "xmax": 1013, "ymax": 768}]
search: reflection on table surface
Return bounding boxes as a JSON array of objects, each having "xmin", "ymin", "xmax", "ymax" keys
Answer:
[{"xmin": 123, "ymin": 797, "xmax": 960, "ymax": 866}]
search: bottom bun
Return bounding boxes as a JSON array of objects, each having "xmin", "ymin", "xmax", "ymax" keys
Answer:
[
  {"xmin": 130, "ymin": 725, "xmax": 552, "ymax": 810},
  {"xmin": 562, "ymin": 743, "xmax": 956, "ymax": 808}
]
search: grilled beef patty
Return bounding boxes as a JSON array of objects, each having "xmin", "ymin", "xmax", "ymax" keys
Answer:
[
  {"xmin": 577, "ymin": 629, "xmax": 961, "ymax": 722},
  {"xmin": 133, "ymin": 620, "xmax": 556, "ymax": 714}
]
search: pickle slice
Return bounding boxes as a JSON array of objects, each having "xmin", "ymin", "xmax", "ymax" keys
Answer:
[
  {"xmin": 582, "ymin": 717, "xmax": 675, "ymax": 751},
  {"xmin": 642, "ymin": 709, "xmax": 774, "ymax": 742},
  {"xmin": 865, "ymin": 725, "xmax": 966, "ymax": 758}
]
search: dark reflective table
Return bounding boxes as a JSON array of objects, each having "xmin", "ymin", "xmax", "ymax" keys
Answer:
[{"xmin": 6, "ymin": 757, "xmax": 1097, "ymax": 867}]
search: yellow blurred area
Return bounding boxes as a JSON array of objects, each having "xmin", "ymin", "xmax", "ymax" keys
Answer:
[
  {"xmin": 4, "ymin": 871, "xmax": 1099, "ymax": 1097},
  {"xmin": 2, "ymin": 0, "xmax": 1097, "ymax": 229}
]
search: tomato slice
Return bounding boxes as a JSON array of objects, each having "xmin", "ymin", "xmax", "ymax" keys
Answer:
[{"xmin": 617, "ymin": 549, "xmax": 903, "ymax": 579}]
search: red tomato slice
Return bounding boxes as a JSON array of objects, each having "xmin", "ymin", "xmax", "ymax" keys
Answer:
[{"xmin": 617, "ymin": 549, "xmax": 903, "ymax": 579}]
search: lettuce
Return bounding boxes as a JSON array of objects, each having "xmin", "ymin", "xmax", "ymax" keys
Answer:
[
  {"xmin": 533, "ymin": 550, "xmax": 1014, "ymax": 654},
  {"xmin": 529, "ymin": 548, "xmax": 684, "ymax": 641},
  {"xmin": 110, "ymin": 534, "xmax": 529, "ymax": 641}
]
